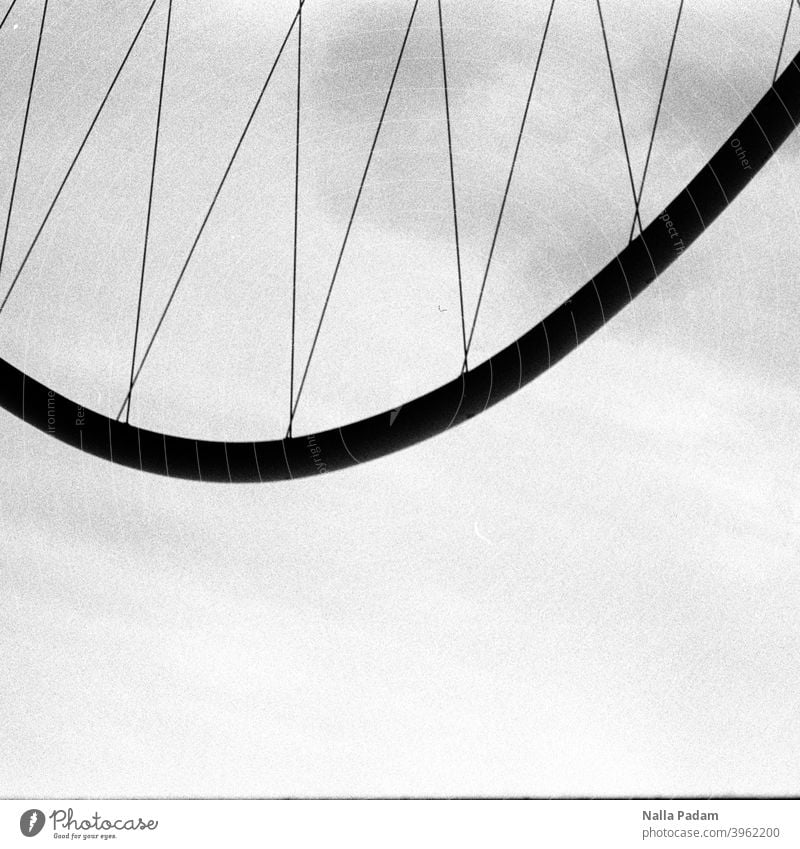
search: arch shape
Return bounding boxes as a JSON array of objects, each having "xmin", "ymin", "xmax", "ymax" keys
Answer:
[{"xmin": 1, "ymin": 52, "xmax": 799, "ymax": 482}]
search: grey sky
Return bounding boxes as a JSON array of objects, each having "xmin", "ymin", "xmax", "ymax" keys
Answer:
[{"xmin": 1, "ymin": 0, "xmax": 799, "ymax": 796}]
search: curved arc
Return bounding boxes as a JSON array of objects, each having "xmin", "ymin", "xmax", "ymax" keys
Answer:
[{"xmin": 1, "ymin": 53, "xmax": 799, "ymax": 482}]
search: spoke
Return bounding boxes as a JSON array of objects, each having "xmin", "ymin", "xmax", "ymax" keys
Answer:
[
  {"xmin": 0, "ymin": 0, "xmax": 20, "ymax": 34},
  {"xmin": 595, "ymin": 0, "xmax": 644, "ymax": 243},
  {"xmin": 116, "ymin": 1, "xmax": 306, "ymax": 421},
  {"xmin": 775, "ymin": 0, "xmax": 800, "ymax": 81},
  {"xmin": 287, "ymin": 0, "xmax": 420, "ymax": 433},
  {"xmin": 437, "ymin": 0, "xmax": 467, "ymax": 367},
  {"xmin": 123, "ymin": 0, "xmax": 173, "ymax": 424},
  {"xmin": 0, "ymin": 0, "xmax": 160, "ymax": 316},
  {"xmin": 289, "ymin": 0, "xmax": 302, "ymax": 438},
  {"xmin": 627, "ymin": 0, "xmax": 684, "ymax": 243},
  {"xmin": 775, "ymin": 0, "xmax": 795, "ymax": 83},
  {"xmin": 462, "ymin": 0, "xmax": 556, "ymax": 368},
  {"xmin": 0, "ymin": 0, "xmax": 48, "ymax": 288}
]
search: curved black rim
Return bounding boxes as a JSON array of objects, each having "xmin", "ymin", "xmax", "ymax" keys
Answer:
[{"xmin": 1, "ymin": 51, "xmax": 799, "ymax": 483}]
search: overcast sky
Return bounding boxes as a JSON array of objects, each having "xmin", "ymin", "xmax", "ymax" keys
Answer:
[{"xmin": 1, "ymin": 0, "xmax": 799, "ymax": 797}]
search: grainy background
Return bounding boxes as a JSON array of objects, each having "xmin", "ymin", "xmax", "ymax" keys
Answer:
[{"xmin": 0, "ymin": 0, "xmax": 798, "ymax": 796}]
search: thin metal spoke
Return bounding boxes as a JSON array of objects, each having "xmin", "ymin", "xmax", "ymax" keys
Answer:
[
  {"xmin": 462, "ymin": 0, "xmax": 556, "ymax": 368},
  {"xmin": 287, "ymin": 0, "xmax": 420, "ymax": 433},
  {"xmin": 627, "ymin": 0, "xmax": 684, "ymax": 243},
  {"xmin": 0, "ymin": 0, "xmax": 48, "ymax": 287},
  {"xmin": 774, "ymin": 0, "xmax": 795, "ymax": 83},
  {"xmin": 116, "ymin": 1, "xmax": 306, "ymax": 421},
  {"xmin": 595, "ymin": 0, "xmax": 644, "ymax": 240},
  {"xmin": 437, "ymin": 0, "xmax": 467, "ymax": 367},
  {"xmin": 0, "ymin": 0, "xmax": 20, "ymax": 34},
  {"xmin": 123, "ymin": 0, "xmax": 173, "ymax": 424},
  {"xmin": 289, "ymin": 0, "xmax": 302, "ymax": 438},
  {"xmin": 0, "ymin": 0, "xmax": 160, "ymax": 316}
]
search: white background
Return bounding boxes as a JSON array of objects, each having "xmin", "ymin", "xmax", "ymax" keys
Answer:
[{"xmin": 1, "ymin": 0, "xmax": 799, "ymax": 797}]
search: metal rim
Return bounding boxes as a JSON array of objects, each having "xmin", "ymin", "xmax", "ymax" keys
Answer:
[{"xmin": 1, "ymin": 51, "xmax": 798, "ymax": 483}]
